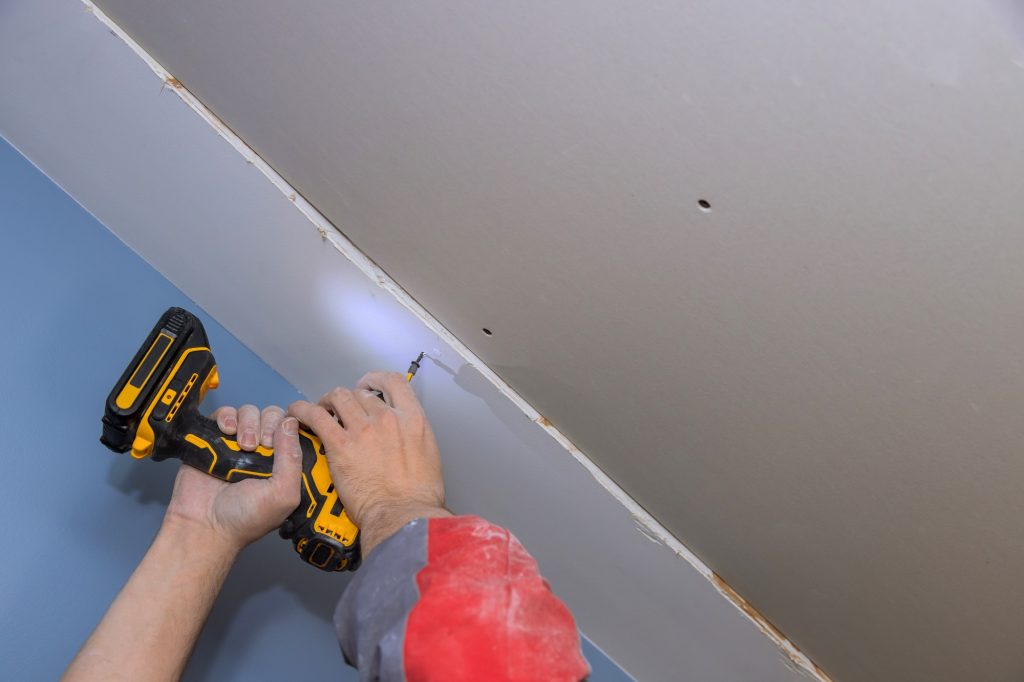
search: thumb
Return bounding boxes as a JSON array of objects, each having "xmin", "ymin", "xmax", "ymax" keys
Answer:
[{"xmin": 269, "ymin": 417, "xmax": 302, "ymax": 511}]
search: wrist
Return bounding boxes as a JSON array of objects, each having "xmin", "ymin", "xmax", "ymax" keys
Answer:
[
  {"xmin": 158, "ymin": 514, "xmax": 243, "ymax": 564},
  {"xmin": 358, "ymin": 503, "xmax": 452, "ymax": 556}
]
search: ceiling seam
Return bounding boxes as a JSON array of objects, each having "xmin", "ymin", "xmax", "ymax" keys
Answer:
[{"xmin": 81, "ymin": 2, "xmax": 829, "ymax": 678}]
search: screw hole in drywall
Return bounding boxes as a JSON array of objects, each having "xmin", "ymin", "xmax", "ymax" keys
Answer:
[
  {"xmin": 697, "ymin": 199, "xmax": 712, "ymax": 212},
  {"xmin": 481, "ymin": 328, "xmax": 494, "ymax": 337}
]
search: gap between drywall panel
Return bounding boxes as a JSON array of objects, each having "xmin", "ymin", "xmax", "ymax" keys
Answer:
[{"xmin": 80, "ymin": 3, "xmax": 828, "ymax": 678}]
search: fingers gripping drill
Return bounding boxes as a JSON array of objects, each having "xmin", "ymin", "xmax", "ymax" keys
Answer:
[{"xmin": 100, "ymin": 308, "xmax": 421, "ymax": 572}]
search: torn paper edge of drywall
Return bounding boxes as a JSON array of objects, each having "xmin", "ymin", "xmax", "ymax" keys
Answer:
[{"xmin": 81, "ymin": 3, "xmax": 830, "ymax": 679}]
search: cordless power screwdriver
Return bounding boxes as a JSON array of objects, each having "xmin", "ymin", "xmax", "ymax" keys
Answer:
[{"xmin": 100, "ymin": 307, "xmax": 424, "ymax": 572}]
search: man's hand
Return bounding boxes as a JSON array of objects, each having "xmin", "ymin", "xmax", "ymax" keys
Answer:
[
  {"xmin": 289, "ymin": 371, "xmax": 451, "ymax": 555},
  {"xmin": 163, "ymin": 405, "xmax": 303, "ymax": 552},
  {"xmin": 64, "ymin": 406, "xmax": 303, "ymax": 682}
]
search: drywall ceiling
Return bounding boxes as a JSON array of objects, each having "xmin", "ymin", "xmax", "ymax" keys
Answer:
[
  {"xmin": 61, "ymin": 0, "xmax": 1024, "ymax": 679},
  {"xmin": 0, "ymin": 1, "xmax": 823, "ymax": 679}
]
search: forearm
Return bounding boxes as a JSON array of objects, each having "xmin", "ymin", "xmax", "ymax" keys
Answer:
[{"xmin": 63, "ymin": 518, "xmax": 238, "ymax": 682}]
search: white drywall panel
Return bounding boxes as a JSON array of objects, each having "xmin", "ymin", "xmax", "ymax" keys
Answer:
[
  {"xmin": 0, "ymin": 1, "xmax": 818, "ymax": 680},
  {"xmin": 85, "ymin": 1, "xmax": 1024, "ymax": 679}
]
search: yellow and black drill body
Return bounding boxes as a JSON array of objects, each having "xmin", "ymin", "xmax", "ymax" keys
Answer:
[{"xmin": 101, "ymin": 307, "xmax": 360, "ymax": 572}]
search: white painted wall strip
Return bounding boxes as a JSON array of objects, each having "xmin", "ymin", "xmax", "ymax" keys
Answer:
[{"xmin": 1, "ymin": 1, "xmax": 827, "ymax": 678}]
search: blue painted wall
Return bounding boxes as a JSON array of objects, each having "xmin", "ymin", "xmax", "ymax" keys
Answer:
[{"xmin": 0, "ymin": 138, "xmax": 629, "ymax": 680}]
